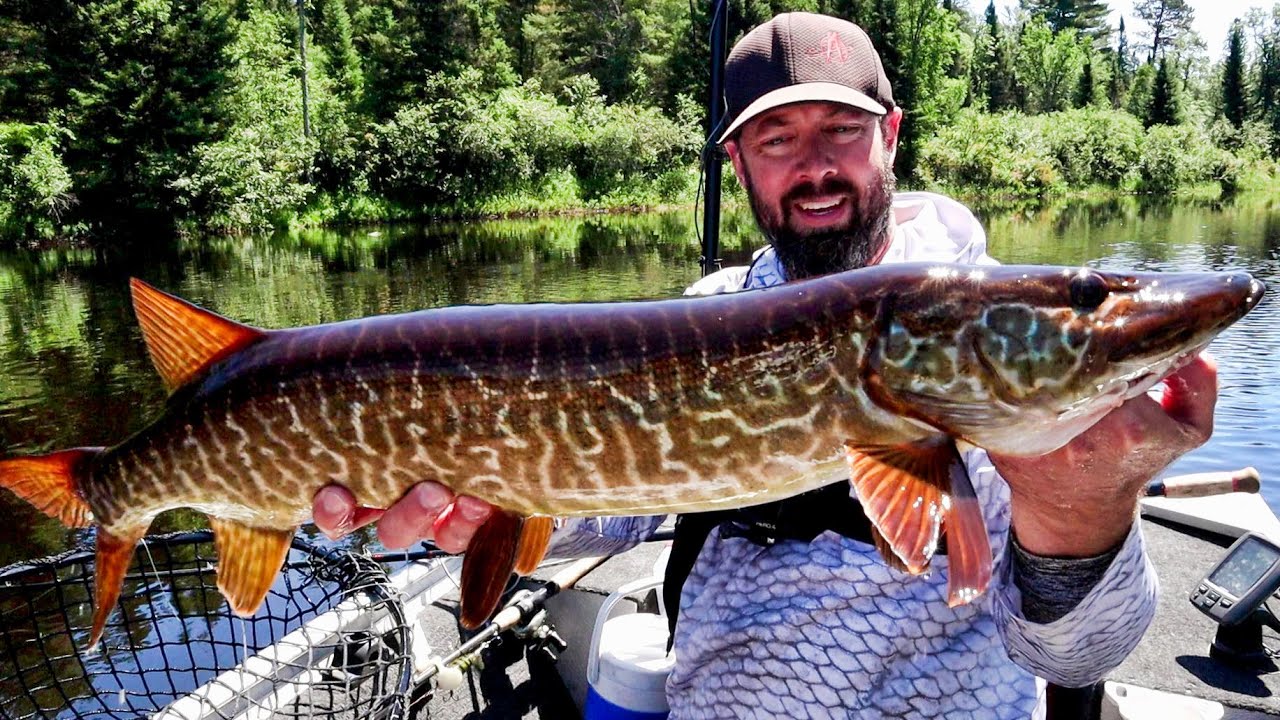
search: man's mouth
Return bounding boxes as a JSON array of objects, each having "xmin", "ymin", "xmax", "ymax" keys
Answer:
[{"xmin": 792, "ymin": 195, "xmax": 848, "ymax": 219}]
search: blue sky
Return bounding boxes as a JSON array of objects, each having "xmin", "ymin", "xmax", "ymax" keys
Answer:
[{"xmin": 993, "ymin": 0, "xmax": 1272, "ymax": 61}]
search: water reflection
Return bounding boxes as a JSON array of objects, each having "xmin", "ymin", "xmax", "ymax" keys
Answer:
[{"xmin": 1, "ymin": 197, "xmax": 1279, "ymax": 565}]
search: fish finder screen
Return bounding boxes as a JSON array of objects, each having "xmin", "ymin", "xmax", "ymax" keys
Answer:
[{"xmin": 1209, "ymin": 536, "xmax": 1280, "ymax": 597}]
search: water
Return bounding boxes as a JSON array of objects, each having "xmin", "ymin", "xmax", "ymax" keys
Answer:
[{"xmin": 0, "ymin": 195, "xmax": 1278, "ymax": 567}]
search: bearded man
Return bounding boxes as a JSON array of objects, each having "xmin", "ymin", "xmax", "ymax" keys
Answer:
[{"xmin": 315, "ymin": 13, "xmax": 1215, "ymax": 718}]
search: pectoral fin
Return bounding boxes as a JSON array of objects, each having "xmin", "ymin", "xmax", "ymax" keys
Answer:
[
  {"xmin": 515, "ymin": 516, "xmax": 554, "ymax": 575},
  {"xmin": 90, "ymin": 525, "xmax": 147, "ymax": 650},
  {"xmin": 942, "ymin": 458, "xmax": 993, "ymax": 607},
  {"xmin": 208, "ymin": 518, "xmax": 295, "ymax": 617},
  {"xmin": 460, "ymin": 510, "xmax": 524, "ymax": 629},
  {"xmin": 844, "ymin": 438, "xmax": 952, "ymax": 574},
  {"xmin": 844, "ymin": 438, "xmax": 993, "ymax": 607}
]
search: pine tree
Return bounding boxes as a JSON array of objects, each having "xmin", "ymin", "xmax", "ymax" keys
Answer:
[
  {"xmin": 1020, "ymin": 0, "xmax": 1111, "ymax": 39},
  {"xmin": 985, "ymin": 0, "xmax": 1016, "ymax": 110},
  {"xmin": 1221, "ymin": 19, "xmax": 1247, "ymax": 127},
  {"xmin": 1075, "ymin": 56, "xmax": 1094, "ymax": 106},
  {"xmin": 1257, "ymin": 25, "xmax": 1280, "ymax": 151},
  {"xmin": 1134, "ymin": 0, "xmax": 1194, "ymax": 63},
  {"xmin": 1146, "ymin": 54, "xmax": 1180, "ymax": 126}
]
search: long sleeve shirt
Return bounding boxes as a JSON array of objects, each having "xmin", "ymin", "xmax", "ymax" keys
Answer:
[{"xmin": 549, "ymin": 191, "xmax": 1159, "ymax": 719}]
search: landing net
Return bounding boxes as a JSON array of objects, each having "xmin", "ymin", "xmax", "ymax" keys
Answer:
[{"xmin": 0, "ymin": 530, "xmax": 411, "ymax": 720}]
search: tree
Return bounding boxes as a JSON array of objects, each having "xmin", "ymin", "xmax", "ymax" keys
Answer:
[
  {"xmin": 1074, "ymin": 55, "xmax": 1095, "ymax": 106},
  {"xmin": 1014, "ymin": 20, "xmax": 1088, "ymax": 113},
  {"xmin": 1256, "ymin": 12, "xmax": 1280, "ymax": 150},
  {"xmin": 1134, "ymin": 0, "xmax": 1194, "ymax": 62},
  {"xmin": 1146, "ymin": 54, "xmax": 1181, "ymax": 126},
  {"xmin": 1021, "ymin": 0, "xmax": 1111, "ymax": 40},
  {"xmin": 1221, "ymin": 19, "xmax": 1247, "ymax": 127}
]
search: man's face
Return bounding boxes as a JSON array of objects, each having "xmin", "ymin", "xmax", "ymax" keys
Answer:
[{"xmin": 725, "ymin": 102, "xmax": 903, "ymax": 280}]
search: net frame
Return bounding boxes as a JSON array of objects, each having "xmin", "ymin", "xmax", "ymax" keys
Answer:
[{"xmin": 0, "ymin": 530, "xmax": 411, "ymax": 720}]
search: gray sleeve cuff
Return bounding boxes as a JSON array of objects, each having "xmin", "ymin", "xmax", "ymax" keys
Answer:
[{"xmin": 1011, "ymin": 534, "xmax": 1122, "ymax": 623}]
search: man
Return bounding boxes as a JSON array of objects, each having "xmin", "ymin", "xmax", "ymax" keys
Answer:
[{"xmin": 314, "ymin": 13, "xmax": 1215, "ymax": 717}]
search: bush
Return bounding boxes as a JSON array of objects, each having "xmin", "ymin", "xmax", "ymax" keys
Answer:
[
  {"xmin": 1137, "ymin": 124, "xmax": 1222, "ymax": 192},
  {"xmin": 916, "ymin": 109, "xmax": 1060, "ymax": 194},
  {"xmin": 1037, "ymin": 108, "xmax": 1142, "ymax": 187},
  {"xmin": 0, "ymin": 122, "xmax": 74, "ymax": 240}
]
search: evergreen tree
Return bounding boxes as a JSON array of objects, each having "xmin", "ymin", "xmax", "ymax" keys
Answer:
[
  {"xmin": 313, "ymin": 0, "xmax": 363, "ymax": 104},
  {"xmin": 1021, "ymin": 0, "xmax": 1110, "ymax": 40},
  {"xmin": 1146, "ymin": 54, "xmax": 1181, "ymax": 126},
  {"xmin": 984, "ymin": 1, "xmax": 1016, "ymax": 110},
  {"xmin": 1074, "ymin": 55, "xmax": 1094, "ymax": 106},
  {"xmin": 1257, "ymin": 20, "xmax": 1280, "ymax": 151},
  {"xmin": 1134, "ymin": 0, "xmax": 1194, "ymax": 63},
  {"xmin": 1221, "ymin": 19, "xmax": 1247, "ymax": 127}
]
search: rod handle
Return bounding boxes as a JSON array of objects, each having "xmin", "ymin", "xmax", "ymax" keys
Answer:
[{"xmin": 1146, "ymin": 467, "xmax": 1261, "ymax": 498}]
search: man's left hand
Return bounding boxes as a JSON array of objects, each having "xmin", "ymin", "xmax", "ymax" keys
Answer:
[{"xmin": 989, "ymin": 353, "xmax": 1218, "ymax": 557}]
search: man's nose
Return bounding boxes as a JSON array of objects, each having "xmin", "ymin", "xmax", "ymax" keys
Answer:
[{"xmin": 793, "ymin": 140, "xmax": 839, "ymax": 182}]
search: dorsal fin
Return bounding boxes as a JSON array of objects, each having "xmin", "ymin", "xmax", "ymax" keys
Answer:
[{"xmin": 130, "ymin": 278, "xmax": 267, "ymax": 392}]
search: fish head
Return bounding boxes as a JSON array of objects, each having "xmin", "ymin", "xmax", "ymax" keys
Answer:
[{"xmin": 867, "ymin": 264, "xmax": 1265, "ymax": 455}]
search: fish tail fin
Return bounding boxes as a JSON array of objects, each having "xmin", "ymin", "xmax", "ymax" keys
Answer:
[
  {"xmin": 91, "ymin": 524, "xmax": 147, "ymax": 650},
  {"xmin": 459, "ymin": 510, "xmax": 525, "ymax": 629},
  {"xmin": 0, "ymin": 447, "xmax": 102, "ymax": 528}
]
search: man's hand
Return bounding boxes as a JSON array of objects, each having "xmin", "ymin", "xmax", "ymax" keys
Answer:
[
  {"xmin": 312, "ymin": 482, "xmax": 494, "ymax": 552},
  {"xmin": 990, "ymin": 353, "xmax": 1218, "ymax": 557}
]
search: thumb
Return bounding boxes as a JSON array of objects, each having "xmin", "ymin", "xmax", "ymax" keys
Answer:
[{"xmin": 1159, "ymin": 351, "xmax": 1217, "ymax": 434}]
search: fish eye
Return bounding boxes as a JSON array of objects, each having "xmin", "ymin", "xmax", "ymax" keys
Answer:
[{"xmin": 1069, "ymin": 270, "xmax": 1109, "ymax": 311}]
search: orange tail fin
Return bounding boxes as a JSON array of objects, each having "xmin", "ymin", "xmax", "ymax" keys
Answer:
[{"xmin": 0, "ymin": 447, "xmax": 102, "ymax": 527}]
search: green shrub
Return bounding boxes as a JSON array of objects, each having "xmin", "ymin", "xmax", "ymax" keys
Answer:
[
  {"xmin": 0, "ymin": 122, "xmax": 74, "ymax": 240},
  {"xmin": 1137, "ymin": 124, "xmax": 1222, "ymax": 192},
  {"xmin": 916, "ymin": 109, "xmax": 1060, "ymax": 194},
  {"xmin": 1037, "ymin": 108, "xmax": 1142, "ymax": 187}
]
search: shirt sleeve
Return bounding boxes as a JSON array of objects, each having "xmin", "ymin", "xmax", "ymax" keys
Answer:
[
  {"xmin": 989, "ymin": 502, "xmax": 1159, "ymax": 686},
  {"xmin": 545, "ymin": 515, "xmax": 668, "ymax": 558}
]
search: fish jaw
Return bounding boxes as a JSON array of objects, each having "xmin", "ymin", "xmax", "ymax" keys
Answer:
[{"xmin": 864, "ymin": 266, "xmax": 1264, "ymax": 456}]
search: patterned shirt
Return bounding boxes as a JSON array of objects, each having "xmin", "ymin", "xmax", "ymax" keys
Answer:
[{"xmin": 550, "ymin": 191, "xmax": 1159, "ymax": 719}]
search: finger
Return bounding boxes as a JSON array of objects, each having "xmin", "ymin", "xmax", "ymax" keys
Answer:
[
  {"xmin": 432, "ymin": 495, "xmax": 494, "ymax": 554},
  {"xmin": 313, "ymin": 485, "xmax": 357, "ymax": 540},
  {"xmin": 377, "ymin": 482, "xmax": 455, "ymax": 550},
  {"xmin": 1160, "ymin": 352, "xmax": 1218, "ymax": 433}
]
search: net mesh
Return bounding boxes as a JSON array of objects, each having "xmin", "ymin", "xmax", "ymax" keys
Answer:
[{"xmin": 0, "ymin": 531, "xmax": 410, "ymax": 720}]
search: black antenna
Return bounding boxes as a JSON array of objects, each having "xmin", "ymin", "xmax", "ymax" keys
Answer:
[{"xmin": 700, "ymin": 0, "xmax": 729, "ymax": 277}]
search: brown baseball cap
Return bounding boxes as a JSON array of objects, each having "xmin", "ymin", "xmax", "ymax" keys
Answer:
[{"xmin": 718, "ymin": 12, "xmax": 894, "ymax": 143}]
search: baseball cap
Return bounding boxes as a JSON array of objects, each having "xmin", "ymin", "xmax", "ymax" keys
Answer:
[{"xmin": 718, "ymin": 12, "xmax": 895, "ymax": 143}]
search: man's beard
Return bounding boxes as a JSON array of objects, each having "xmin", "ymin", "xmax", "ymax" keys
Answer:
[{"xmin": 742, "ymin": 161, "xmax": 896, "ymax": 281}]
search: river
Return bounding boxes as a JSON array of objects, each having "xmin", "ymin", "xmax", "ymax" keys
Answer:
[{"xmin": 1, "ymin": 194, "xmax": 1278, "ymax": 567}]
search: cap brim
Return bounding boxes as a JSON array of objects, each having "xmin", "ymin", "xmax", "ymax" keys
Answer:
[{"xmin": 717, "ymin": 82, "xmax": 887, "ymax": 144}]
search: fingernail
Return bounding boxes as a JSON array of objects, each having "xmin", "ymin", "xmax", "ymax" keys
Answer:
[
  {"xmin": 414, "ymin": 483, "xmax": 453, "ymax": 512},
  {"xmin": 320, "ymin": 490, "xmax": 347, "ymax": 516},
  {"xmin": 456, "ymin": 496, "xmax": 492, "ymax": 522}
]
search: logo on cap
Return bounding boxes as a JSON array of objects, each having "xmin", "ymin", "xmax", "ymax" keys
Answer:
[{"xmin": 806, "ymin": 31, "xmax": 850, "ymax": 64}]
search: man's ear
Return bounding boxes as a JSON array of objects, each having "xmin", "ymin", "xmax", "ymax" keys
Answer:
[
  {"xmin": 723, "ymin": 139, "xmax": 749, "ymax": 188},
  {"xmin": 881, "ymin": 108, "xmax": 904, "ymax": 165}
]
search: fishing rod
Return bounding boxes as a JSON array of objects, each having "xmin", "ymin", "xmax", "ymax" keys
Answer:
[{"xmin": 700, "ymin": 0, "xmax": 729, "ymax": 277}]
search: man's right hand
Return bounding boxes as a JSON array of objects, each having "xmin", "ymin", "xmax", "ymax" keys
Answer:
[{"xmin": 312, "ymin": 482, "xmax": 494, "ymax": 552}]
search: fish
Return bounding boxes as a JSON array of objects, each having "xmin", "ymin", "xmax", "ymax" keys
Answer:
[{"xmin": 0, "ymin": 263, "xmax": 1264, "ymax": 647}]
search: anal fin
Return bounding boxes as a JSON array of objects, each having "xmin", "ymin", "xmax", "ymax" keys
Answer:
[
  {"xmin": 208, "ymin": 518, "xmax": 296, "ymax": 617},
  {"xmin": 90, "ymin": 525, "xmax": 147, "ymax": 650},
  {"xmin": 845, "ymin": 438, "xmax": 953, "ymax": 574},
  {"xmin": 460, "ymin": 510, "xmax": 523, "ymax": 629},
  {"xmin": 514, "ymin": 516, "xmax": 554, "ymax": 575}
]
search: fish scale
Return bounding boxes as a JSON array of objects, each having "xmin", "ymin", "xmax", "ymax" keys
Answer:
[{"xmin": 0, "ymin": 262, "xmax": 1264, "ymax": 646}]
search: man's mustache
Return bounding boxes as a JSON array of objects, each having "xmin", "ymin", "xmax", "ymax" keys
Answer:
[{"xmin": 781, "ymin": 178, "xmax": 858, "ymax": 210}]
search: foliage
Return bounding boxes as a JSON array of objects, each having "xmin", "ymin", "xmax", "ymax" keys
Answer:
[
  {"xmin": 0, "ymin": 122, "xmax": 74, "ymax": 239},
  {"xmin": 1137, "ymin": 123, "xmax": 1223, "ymax": 191},
  {"xmin": 1014, "ymin": 22, "xmax": 1089, "ymax": 113},
  {"xmin": 1222, "ymin": 20, "xmax": 1248, "ymax": 127},
  {"xmin": 1134, "ymin": 0, "xmax": 1194, "ymax": 63},
  {"xmin": 1146, "ymin": 55, "xmax": 1182, "ymax": 127}
]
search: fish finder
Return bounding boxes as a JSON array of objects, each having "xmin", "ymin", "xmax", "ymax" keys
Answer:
[{"xmin": 1191, "ymin": 531, "xmax": 1280, "ymax": 667}]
